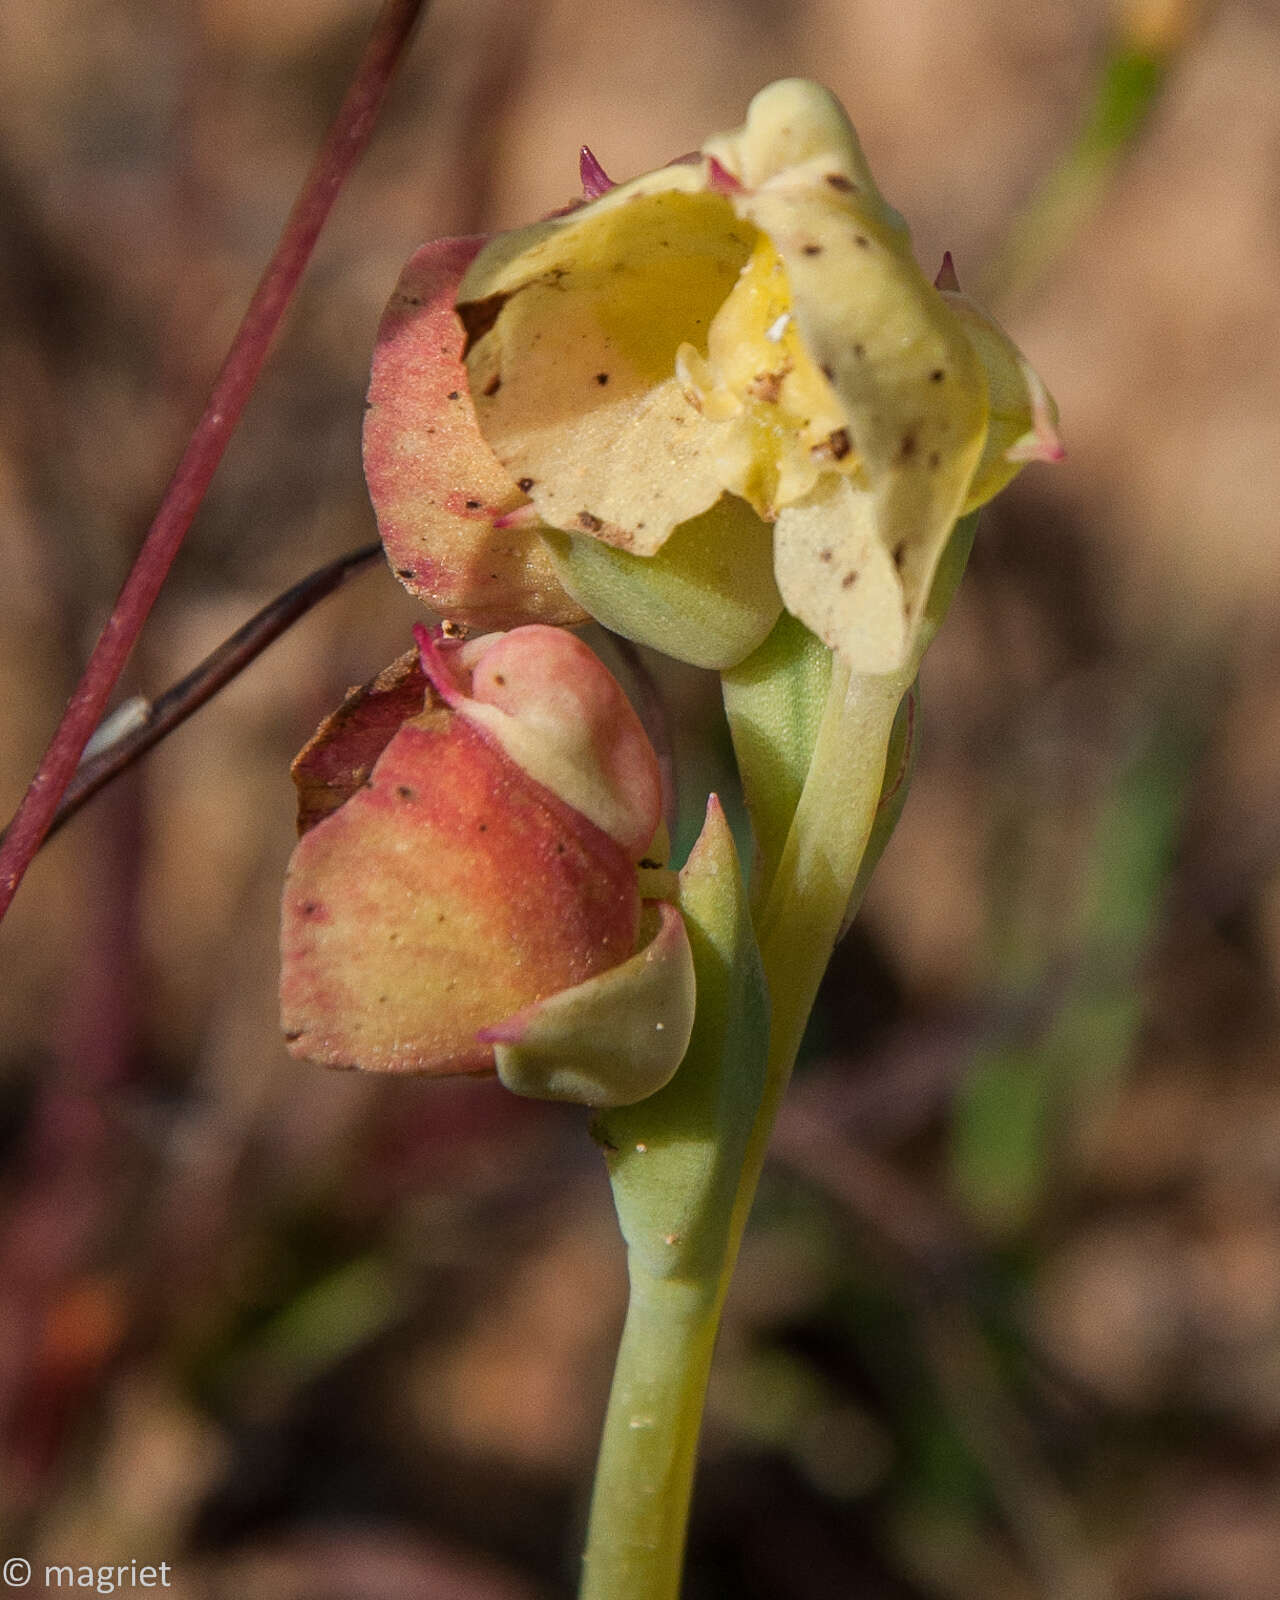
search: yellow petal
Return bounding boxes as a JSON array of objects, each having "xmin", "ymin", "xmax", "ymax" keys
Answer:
[
  {"xmin": 938, "ymin": 283, "xmax": 1065, "ymax": 510},
  {"xmin": 461, "ymin": 188, "xmax": 755, "ymax": 552},
  {"xmin": 773, "ymin": 476, "xmax": 915, "ymax": 676},
  {"xmin": 683, "ymin": 83, "xmax": 988, "ymax": 672}
]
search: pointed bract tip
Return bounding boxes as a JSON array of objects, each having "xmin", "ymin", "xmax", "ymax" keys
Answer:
[
  {"xmin": 579, "ymin": 145, "xmax": 615, "ymax": 200},
  {"xmin": 934, "ymin": 251, "xmax": 961, "ymax": 292},
  {"xmin": 1005, "ymin": 364, "xmax": 1066, "ymax": 464},
  {"xmin": 490, "ymin": 503, "xmax": 540, "ymax": 531},
  {"xmin": 706, "ymin": 154, "xmax": 744, "ymax": 194}
]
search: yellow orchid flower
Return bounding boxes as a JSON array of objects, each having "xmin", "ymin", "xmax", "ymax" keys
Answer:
[
  {"xmin": 451, "ymin": 78, "xmax": 1060, "ymax": 676},
  {"xmin": 363, "ymin": 81, "xmax": 1060, "ymax": 674}
]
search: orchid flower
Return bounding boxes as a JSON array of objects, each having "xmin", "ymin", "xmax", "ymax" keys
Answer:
[
  {"xmin": 294, "ymin": 80, "xmax": 1064, "ymax": 1600},
  {"xmin": 364, "ymin": 79, "xmax": 1059, "ymax": 675}
]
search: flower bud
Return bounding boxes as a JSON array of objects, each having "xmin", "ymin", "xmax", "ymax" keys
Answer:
[{"xmin": 280, "ymin": 626, "xmax": 693, "ymax": 1099}]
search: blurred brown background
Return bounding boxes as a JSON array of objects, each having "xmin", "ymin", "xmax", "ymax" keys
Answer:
[{"xmin": 4, "ymin": 0, "xmax": 1280, "ymax": 1595}]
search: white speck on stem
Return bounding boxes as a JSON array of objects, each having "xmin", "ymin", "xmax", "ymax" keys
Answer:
[
  {"xmin": 634, "ymin": 1142, "xmax": 647, "ymax": 1153},
  {"xmin": 629, "ymin": 1414, "xmax": 655, "ymax": 1430},
  {"xmin": 765, "ymin": 312, "xmax": 790, "ymax": 342}
]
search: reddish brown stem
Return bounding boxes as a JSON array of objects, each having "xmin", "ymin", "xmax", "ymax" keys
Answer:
[{"xmin": 0, "ymin": 0, "xmax": 428, "ymax": 921}]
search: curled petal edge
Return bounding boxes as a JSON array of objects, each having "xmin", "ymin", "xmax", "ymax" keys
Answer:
[{"xmin": 485, "ymin": 900, "xmax": 695, "ymax": 1106}]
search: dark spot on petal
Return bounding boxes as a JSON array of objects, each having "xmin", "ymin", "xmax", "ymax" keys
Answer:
[
  {"xmin": 854, "ymin": 235, "xmax": 870, "ymax": 248},
  {"xmin": 825, "ymin": 173, "xmax": 855, "ymax": 191},
  {"xmin": 819, "ymin": 548, "xmax": 834, "ymax": 562},
  {"xmin": 302, "ymin": 901, "xmax": 321, "ymax": 917},
  {"xmin": 396, "ymin": 567, "xmax": 416, "ymax": 578},
  {"xmin": 821, "ymin": 362, "xmax": 836, "ymax": 381},
  {"xmin": 482, "ymin": 373, "xmax": 502, "ymax": 397},
  {"xmin": 898, "ymin": 433, "xmax": 917, "ymax": 461},
  {"xmin": 517, "ymin": 477, "xmax": 535, "ymax": 493},
  {"xmin": 842, "ymin": 571, "xmax": 858, "ymax": 589},
  {"xmin": 396, "ymin": 784, "xmax": 415, "ymax": 800},
  {"xmin": 639, "ymin": 857, "xmax": 661, "ymax": 869},
  {"xmin": 595, "ymin": 371, "xmax": 609, "ymax": 385},
  {"xmin": 928, "ymin": 451, "xmax": 941, "ymax": 470},
  {"xmin": 930, "ymin": 369, "xmax": 945, "ymax": 383},
  {"xmin": 748, "ymin": 369, "xmax": 785, "ymax": 404},
  {"xmin": 892, "ymin": 541, "xmax": 907, "ymax": 570},
  {"xmin": 852, "ymin": 343, "xmax": 865, "ymax": 359},
  {"xmin": 802, "ymin": 242, "xmax": 823, "ymax": 256},
  {"xmin": 557, "ymin": 841, "xmax": 567, "ymax": 855},
  {"xmin": 577, "ymin": 510, "xmax": 604, "ymax": 532},
  {"xmin": 459, "ymin": 291, "xmax": 512, "ymax": 352},
  {"xmin": 400, "ymin": 294, "xmax": 423, "ymax": 306},
  {"xmin": 492, "ymin": 673, "xmax": 506, "ymax": 686},
  {"xmin": 447, "ymin": 389, "xmax": 461, "ymax": 400},
  {"xmin": 465, "ymin": 499, "xmax": 482, "ymax": 509},
  {"xmin": 284, "ymin": 1029, "xmax": 303, "ymax": 1042},
  {"xmin": 478, "ymin": 822, "xmax": 488, "ymax": 832},
  {"xmin": 810, "ymin": 427, "xmax": 850, "ymax": 462}
]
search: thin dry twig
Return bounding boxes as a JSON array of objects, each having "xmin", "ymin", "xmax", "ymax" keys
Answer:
[
  {"xmin": 0, "ymin": 0, "xmax": 429, "ymax": 921},
  {"xmin": 12, "ymin": 542, "xmax": 384, "ymax": 850}
]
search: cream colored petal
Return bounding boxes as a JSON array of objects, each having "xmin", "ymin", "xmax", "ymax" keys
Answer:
[
  {"xmin": 773, "ymin": 476, "xmax": 917, "ymax": 677},
  {"xmin": 703, "ymin": 79, "xmax": 891, "ymax": 219},
  {"xmin": 462, "ymin": 189, "xmax": 754, "ymax": 551},
  {"xmin": 487, "ymin": 901, "xmax": 696, "ymax": 1107}
]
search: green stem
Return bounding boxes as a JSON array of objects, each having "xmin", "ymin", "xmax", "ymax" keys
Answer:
[
  {"xmin": 725, "ymin": 652, "xmax": 914, "ymax": 1265},
  {"xmin": 582, "ymin": 800, "xmax": 767, "ymax": 1600},
  {"xmin": 581, "ymin": 521, "xmax": 979, "ymax": 1600},
  {"xmin": 580, "ymin": 1276, "xmax": 722, "ymax": 1600},
  {"xmin": 580, "ymin": 651, "xmax": 911, "ymax": 1599}
]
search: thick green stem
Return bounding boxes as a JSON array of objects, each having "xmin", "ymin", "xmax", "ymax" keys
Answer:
[
  {"xmin": 582, "ymin": 799, "xmax": 767, "ymax": 1600},
  {"xmin": 580, "ymin": 1276, "xmax": 722, "ymax": 1600}
]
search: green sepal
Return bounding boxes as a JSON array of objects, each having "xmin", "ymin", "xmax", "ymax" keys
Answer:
[
  {"xmin": 721, "ymin": 610, "xmax": 832, "ymax": 909},
  {"xmin": 491, "ymin": 901, "xmax": 696, "ymax": 1108},
  {"xmin": 541, "ymin": 495, "xmax": 783, "ymax": 672}
]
